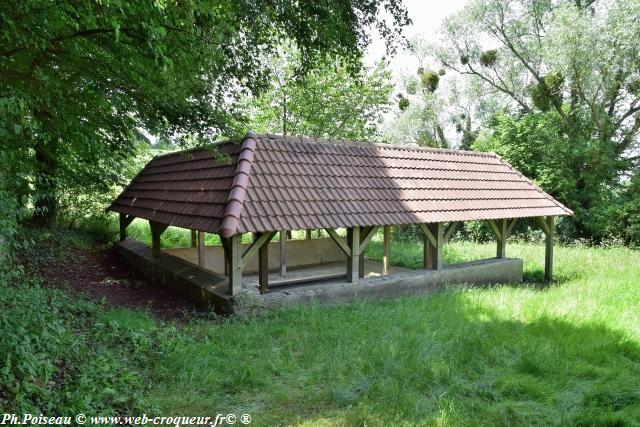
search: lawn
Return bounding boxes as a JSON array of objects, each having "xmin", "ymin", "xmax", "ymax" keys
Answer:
[{"xmin": 3, "ymin": 228, "xmax": 640, "ymax": 425}]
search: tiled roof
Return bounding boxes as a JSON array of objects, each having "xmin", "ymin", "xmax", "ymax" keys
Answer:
[{"xmin": 108, "ymin": 134, "xmax": 573, "ymax": 237}]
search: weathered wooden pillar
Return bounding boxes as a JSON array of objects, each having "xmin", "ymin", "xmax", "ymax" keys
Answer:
[
  {"xmin": 149, "ymin": 221, "xmax": 168, "ymax": 258},
  {"xmin": 191, "ymin": 230, "xmax": 197, "ymax": 247},
  {"xmin": 346, "ymin": 227, "xmax": 360, "ymax": 283},
  {"xmin": 279, "ymin": 230, "xmax": 287, "ymax": 276},
  {"xmin": 119, "ymin": 213, "xmax": 134, "ymax": 241},
  {"xmin": 306, "ymin": 229, "xmax": 312, "ymax": 240},
  {"xmin": 257, "ymin": 233, "xmax": 270, "ymax": 294},
  {"xmin": 427, "ymin": 223, "xmax": 443, "ymax": 270},
  {"xmin": 197, "ymin": 231, "xmax": 206, "ymax": 268},
  {"xmin": 423, "ymin": 232, "xmax": 429, "ymax": 268},
  {"xmin": 227, "ymin": 234, "xmax": 242, "ymax": 295},
  {"xmin": 544, "ymin": 216, "xmax": 554, "ymax": 282},
  {"xmin": 535, "ymin": 216, "xmax": 555, "ymax": 282},
  {"xmin": 383, "ymin": 225, "xmax": 390, "ymax": 275},
  {"xmin": 497, "ymin": 219, "xmax": 508, "ymax": 259}
]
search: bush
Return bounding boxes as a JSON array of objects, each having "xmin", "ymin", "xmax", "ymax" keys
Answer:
[{"xmin": 0, "ymin": 228, "xmax": 164, "ymax": 413}]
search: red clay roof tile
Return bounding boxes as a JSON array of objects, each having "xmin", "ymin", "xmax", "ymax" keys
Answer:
[{"xmin": 108, "ymin": 134, "xmax": 573, "ymax": 235}]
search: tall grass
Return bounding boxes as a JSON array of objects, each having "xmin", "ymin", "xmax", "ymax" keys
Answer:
[
  {"xmin": 141, "ymin": 242, "xmax": 640, "ymax": 425},
  {"xmin": 15, "ymin": 225, "xmax": 639, "ymax": 424}
]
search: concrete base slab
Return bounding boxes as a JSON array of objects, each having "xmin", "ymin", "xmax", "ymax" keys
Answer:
[
  {"xmin": 115, "ymin": 239, "xmax": 523, "ymax": 316},
  {"xmin": 234, "ymin": 257, "xmax": 523, "ymax": 314},
  {"xmin": 115, "ymin": 239, "xmax": 233, "ymax": 314}
]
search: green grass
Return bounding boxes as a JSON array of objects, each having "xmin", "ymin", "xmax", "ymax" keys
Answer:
[
  {"xmin": 139, "ymin": 243, "xmax": 640, "ymax": 425},
  {"xmin": 5, "ymin": 228, "xmax": 640, "ymax": 425}
]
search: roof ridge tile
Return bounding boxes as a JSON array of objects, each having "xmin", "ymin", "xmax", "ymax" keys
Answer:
[{"xmin": 219, "ymin": 134, "xmax": 257, "ymax": 237}]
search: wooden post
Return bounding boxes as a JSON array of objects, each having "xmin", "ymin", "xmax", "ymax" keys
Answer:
[
  {"xmin": 420, "ymin": 223, "xmax": 443, "ymax": 270},
  {"xmin": 383, "ymin": 225, "xmax": 390, "ymax": 275},
  {"xmin": 545, "ymin": 216, "xmax": 554, "ymax": 282},
  {"xmin": 257, "ymin": 233, "xmax": 270, "ymax": 294},
  {"xmin": 535, "ymin": 216, "xmax": 555, "ymax": 282},
  {"xmin": 191, "ymin": 230, "xmax": 197, "ymax": 247},
  {"xmin": 346, "ymin": 227, "xmax": 360, "ymax": 283},
  {"xmin": 427, "ymin": 222, "xmax": 444, "ymax": 270},
  {"xmin": 497, "ymin": 219, "xmax": 508, "ymax": 259},
  {"xmin": 423, "ymin": 233, "xmax": 429, "ymax": 268},
  {"xmin": 197, "ymin": 231, "xmax": 206, "ymax": 268},
  {"xmin": 358, "ymin": 227, "xmax": 368, "ymax": 278},
  {"xmin": 279, "ymin": 230, "xmax": 287, "ymax": 276},
  {"xmin": 149, "ymin": 221, "xmax": 168, "ymax": 258},
  {"xmin": 119, "ymin": 214, "xmax": 134, "ymax": 241},
  {"xmin": 228, "ymin": 234, "xmax": 242, "ymax": 295},
  {"xmin": 306, "ymin": 229, "xmax": 312, "ymax": 240}
]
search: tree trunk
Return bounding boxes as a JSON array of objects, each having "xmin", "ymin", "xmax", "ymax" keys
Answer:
[{"xmin": 31, "ymin": 137, "xmax": 58, "ymax": 227}]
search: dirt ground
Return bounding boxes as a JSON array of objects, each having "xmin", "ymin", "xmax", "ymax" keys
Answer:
[{"xmin": 33, "ymin": 244, "xmax": 206, "ymax": 321}]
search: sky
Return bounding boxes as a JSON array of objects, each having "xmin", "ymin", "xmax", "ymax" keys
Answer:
[
  {"xmin": 364, "ymin": 0, "xmax": 468, "ymax": 74},
  {"xmin": 363, "ymin": 0, "xmax": 469, "ymax": 135}
]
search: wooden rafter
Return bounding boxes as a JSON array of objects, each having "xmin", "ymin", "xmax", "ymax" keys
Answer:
[
  {"xmin": 418, "ymin": 223, "xmax": 437, "ymax": 247},
  {"xmin": 325, "ymin": 228, "xmax": 351, "ymax": 256},
  {"xmin": 443, "ymin": 221, "xmax": 459, "ymax": 243},
  {"xmin": 358, "ymin": 226, "xmax": 379, "ymax": 255},
  {"xmin": 240, "ymin": 231, "xmax": 277, "ymax": 269}
]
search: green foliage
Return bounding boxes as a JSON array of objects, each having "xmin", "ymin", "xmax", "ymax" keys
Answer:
[
  {"xmin": 397, "ymin": 94, "xmax": 410, "ymax": 112},
  {"xmin": 474, "ymin": 110, "xmax": 628, "ymax": 243},
  {"xmin": 479, "ymin": 49, "xmax": 497, "ymax": 67},
  {"xmin": 0, "ymin": 229, "xmax": 168, "ymax": 413},
  {"xmin": 529, "ymin": 72, "xmax": 565, "ymax": 112},
  {"xmin": 245, "ymin": 44, "xmax": 393, "ymax": 140},
  {"xmin": 437, "ymin": 0, "xmax": 640, "ymax": 240},
  {"xmin": 420, "ymin": 71, "xmax": 440, "ymax": 92},
  {"xmin": 147, "ymin": 241, "xmax": 640, "ymax": 424},
  {"xmin": 6, "ymin": 225, "xmax": 640, "ymax": 422},
  {"xmin": 0, "ymin": 0, "xmax": 409, "ymax": 226},
  {"xmin": 56, "ymin": 142, "xmax": 156, "ymax": 228}
]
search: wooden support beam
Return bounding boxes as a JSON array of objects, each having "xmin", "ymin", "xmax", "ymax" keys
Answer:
[
  {"xmin": 382, "ymin": 225, "xmax": 390, "ymax": 275},
  {"xmin": 542, "ymin": 216, "xmax": 554, "ymax": 282},
  {"xmin": 423, "ymin": 232, "xmax": 429, "ymax": 268},
  {"xmin": 279, "ymin": 230, "xmax": 287, "ymax": 276},
  {"xmin": 227, "ymin": 234, "xmax": 242, "ymax": 295},
  {"xmin": 306, "ymin": 229, "xmax": 312, "ymax": 240},
  {"xmin": 346, "ymin": 227, "xmax": 360, "ymax": 283},
  {"xmin": 357, "ymin": 226, "xmax": 378, "ymax": 278},
  {"xmin": 119, "ymin": 214, "xmax": 134, "ymax": 241},
  {"xmin": 197, "ymin": 231, "xmax": 206, "ymax": 267},
  {"xmin": 418, "ymin": 223, "xmax": 437, "ymax": 247},
  {"xmin": 149, "ymin": 221, "xmax": 169, "ymax": 258},
  {"xmin": 191, "ymin": 230, "xmax": 197, "ymax": 247},
  {"xmin": 443, "ymin": 221, "xmax": 459, "ymax": 243},
  {"xmin": 487, "ymin": 219, "xmax": 502, "ymax": 241},
  {"xmin": 255, "ymin": 232, "xmax": 273, "ymax": 294},
  {"xmin": 324, "ymin": 228, "xmax": 351, "ymax": 256},
  {"xmin": 358, "ymin": 226, "xmax": 378, "ymax": 255},
  {"xmin": 425, "ymin": 223, "xmax": 444, "ymax": 270},
  {"xmin": 496, "ymin": 219, "xmax": 508, "ymax": 259},
  {"xmin": 534, "ymin": 216, "xmax": 550, "ymax": 236},
  {"xmin": 220, "ymin": 236, "xmax": 230, "ymax": 276},
  {"xmin": 507, "ymin": 218, "xmax": 518, "ymax": 236},
  {"xmin": 240, "ymin": 231, "xmax": 277, "ymax": 269},
  {"xmin": 419, "ymin": 223, "xmax": 442, "ymax": 269}
]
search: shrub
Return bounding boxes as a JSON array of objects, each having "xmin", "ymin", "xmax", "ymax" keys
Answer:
[{"xmin": 0, "ymin": 229, "xmax": 163, "ymax": 413}]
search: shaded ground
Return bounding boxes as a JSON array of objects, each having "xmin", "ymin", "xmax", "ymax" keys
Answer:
[{"xmin": 26, "ymin": 240, "xmax": 205, "ymax": 321}]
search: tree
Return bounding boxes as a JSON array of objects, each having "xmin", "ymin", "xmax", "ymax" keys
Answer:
[
  {"xmin": 436, "ymin": 0, "xmax": 640, "ymax": 238},
  {"xmin": 245, "ymin": 44, "xmax": 393, "ymax": 140},
  {"xmin": 385, "ymin": 37, "xmax": 496, "ymax": 148},
  {"xmin": 0, "ymin": 0, "xmax": 410, "ymax": 226}
]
